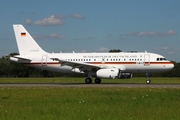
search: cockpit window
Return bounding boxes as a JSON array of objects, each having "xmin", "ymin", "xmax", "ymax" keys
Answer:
[
  {"xmin": 156, "ymin": 58, "xmax": 167, "ymax": 61},
  {"xmin": 163, "ymin": 58, "xmax": 167, "ymax": 60}
]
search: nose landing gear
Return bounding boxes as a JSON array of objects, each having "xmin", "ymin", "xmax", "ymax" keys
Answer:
[{"xmin": 146, "ymin": 73, "xmax": 151, "ymax": 84}]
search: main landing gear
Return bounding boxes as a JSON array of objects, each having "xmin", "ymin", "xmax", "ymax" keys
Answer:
[
  {"xmin": 146, "ymin": 73, "xmax": 151, "ymax": 84},
  {"xmin": 85, "ymin": 77, "xmax": 101, "ymax": 84}
]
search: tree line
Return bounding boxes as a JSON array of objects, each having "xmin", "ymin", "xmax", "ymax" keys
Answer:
[{"xmin": 0, "ymin": 52, "xmax": 179, "ymax": 77}]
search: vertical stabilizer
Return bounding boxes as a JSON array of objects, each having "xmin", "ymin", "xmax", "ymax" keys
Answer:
[{"xmin": 13, "ymin": 24, "xmax": 46, "ymax": 55}]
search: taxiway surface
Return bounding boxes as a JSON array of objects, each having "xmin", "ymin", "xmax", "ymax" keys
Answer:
[{"xmin": 0, "ymin": 83, "xmax": 180, "ymax": 88}]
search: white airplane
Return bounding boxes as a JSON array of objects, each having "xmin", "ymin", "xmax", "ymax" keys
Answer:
[{"xmin": 10, "ymin": 24, "xmax": 174, "ymax": 84}]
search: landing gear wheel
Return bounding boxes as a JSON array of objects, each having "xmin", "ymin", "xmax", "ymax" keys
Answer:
[
  {"xmin": 94, "ymin": 78, "xmax": 101, "ymax": 84},
  {"xmin": 145, "ymin": 73, "xmax": 151, "ymax": 84},
  {"xmin": 85, "ymin": 78, "xmax": 92, "ymax": 84},
  {"xmin": 146, "ymin": 79, "xmax": 151, "ymax": 84}
]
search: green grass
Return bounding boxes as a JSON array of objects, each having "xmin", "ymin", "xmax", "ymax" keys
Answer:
[
  {"xmin": 0, "ymin": 87, "xmax": 180, "ymax": 120},
  {"xmin": 0, "ymin": 77, "xmax": 180, "ymax": 84},
  {"xmin": 0, "ymin": 77, "xmax": 180, "ymax": 120}
]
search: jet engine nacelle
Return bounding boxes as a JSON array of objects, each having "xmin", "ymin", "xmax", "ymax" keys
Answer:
[
  {"xmin": 96, "ymin": 68, "xmax": 120, "ymax": 79},
  {"xmin": 96, "ymin": 68, "xmax": 133, "ymax": 79}
]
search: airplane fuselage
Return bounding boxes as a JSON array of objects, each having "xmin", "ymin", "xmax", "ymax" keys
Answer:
[
  {"xmin": 11, "ymin": 52, "xmax": 174, "ymax": 74},
  {"xmin": 10, "ymin": 24, "xmax": 174, "ymax": 84}
]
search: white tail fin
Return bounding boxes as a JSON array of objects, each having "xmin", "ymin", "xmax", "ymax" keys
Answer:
[{"xmin": 13, "ymin": 24, "xmax": 46, "ymax": 55}]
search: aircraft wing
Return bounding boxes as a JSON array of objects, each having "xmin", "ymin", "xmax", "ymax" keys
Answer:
[{"xmin": 51, "ymin": 58, "xmax": 102, "ymax": 71}]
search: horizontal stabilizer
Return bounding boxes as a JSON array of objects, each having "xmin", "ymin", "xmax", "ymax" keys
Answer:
[
  {"xmin": 10, "ymin": 55, "xmax": 32, "ymax": 63},
  {"xmin": 13, "ymin": 55, "xmax": 31, "ymax": 61}
]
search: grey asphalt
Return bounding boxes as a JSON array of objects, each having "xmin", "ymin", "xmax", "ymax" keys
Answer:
[{"xmin": 0, "ymin": 83, "xmax": 180, "ymax": 88}]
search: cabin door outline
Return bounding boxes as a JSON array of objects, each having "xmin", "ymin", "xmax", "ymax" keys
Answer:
[
  {"xmin": 41, "ymin": 55, "xmax": 47, "ymax": 66},
  {"xmin": 144, "ymin": 54, "xmax": 150, "ymax": 66}
]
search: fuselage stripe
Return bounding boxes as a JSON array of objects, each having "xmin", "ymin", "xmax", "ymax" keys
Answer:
[{"xmin": 24, "ymin": 61, "xmax": 173, "ymax": 65}]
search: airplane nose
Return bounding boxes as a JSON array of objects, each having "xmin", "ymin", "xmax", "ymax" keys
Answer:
[{"xmin": 168, "ymin": 62, "xmax": 174, "ymax": 69}]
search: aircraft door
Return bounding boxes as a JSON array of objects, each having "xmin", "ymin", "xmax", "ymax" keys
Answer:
[
  {"xmin": 41, "ymin": 55, "xmax": 47, "ymax": 66},
  {"xmin": 144, "ymin": 54, "xmax": 150, "ymax": 66}
]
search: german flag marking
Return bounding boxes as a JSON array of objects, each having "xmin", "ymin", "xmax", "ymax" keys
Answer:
[{"xmin": 21, "ymin": 33, "xmax": 26, "ymax": 36}]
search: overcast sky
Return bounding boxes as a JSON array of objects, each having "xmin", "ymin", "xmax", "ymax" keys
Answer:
[{"xmin": 0, "ymin": 0, "xmax": 180, "ymax": 61}]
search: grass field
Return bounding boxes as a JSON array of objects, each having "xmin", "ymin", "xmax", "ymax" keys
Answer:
[{"xmin": 0, "ymin": 77, "xmax": 180, "ymax": 120}]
